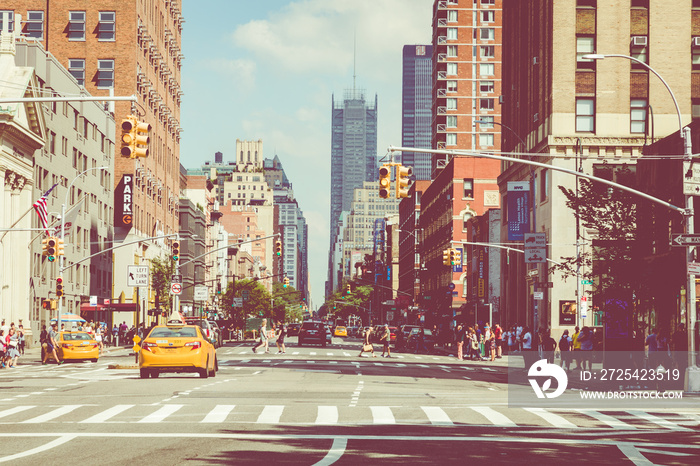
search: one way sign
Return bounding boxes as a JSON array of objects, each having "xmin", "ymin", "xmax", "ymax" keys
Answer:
[{"xmin": 671, "ymin": 234, "xmax": 700, "ymax": 247}]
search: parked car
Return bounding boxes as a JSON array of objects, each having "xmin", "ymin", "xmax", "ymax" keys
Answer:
[
  {"xmin": 346, "ymin": 326, "xmax": 358, "ymax": 337},
  {"xmin": 298, "ymin": 321, "xmax": 326, "ymax": 347},
  {"xmin": 407, "ymin": 327, "xmax": 436, "ymax": 353}
]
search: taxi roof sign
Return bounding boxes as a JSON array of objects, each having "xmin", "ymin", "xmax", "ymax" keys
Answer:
[{"xmin": 166, "ymin": 311, "xmax": 184, "ymax": 326}]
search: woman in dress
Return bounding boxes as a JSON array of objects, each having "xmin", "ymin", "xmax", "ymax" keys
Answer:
[{"xmin": 5, "ymin": 328, "xmax": 20, "ymax": 367}]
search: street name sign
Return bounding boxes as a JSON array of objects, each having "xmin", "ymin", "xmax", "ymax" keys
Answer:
[
  {"xmin": 671, "ymin": 234, "xmax": 700, "ymax": 247},
  {"xmin": 194, "ymin": 286, "xmax": 208, "ymax": 301},
  {"xmin": 683, "ymin": 162, "xmax": 700, "ymax": 195},
  {"xmin": 233, "ymin": 297, "xmax": 243, "ymax": 308},
  {"xmin": 127, "ymin": 265, "xmax": 149, "ymax": 287}
]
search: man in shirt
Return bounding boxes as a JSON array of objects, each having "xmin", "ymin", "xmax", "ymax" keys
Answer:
[{"xmin": 42, "ymin": 322, "xmax": 63, "ymax": 365}]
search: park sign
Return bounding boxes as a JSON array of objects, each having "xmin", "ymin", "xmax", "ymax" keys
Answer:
[{"xmin": 115, "ymin": 174, "xmax": 134, "ymax": 229}]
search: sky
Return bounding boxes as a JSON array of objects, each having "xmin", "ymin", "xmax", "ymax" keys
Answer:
[{"xmin": 180, "ymin": 0, "xmax": 433, "ymax": 308}]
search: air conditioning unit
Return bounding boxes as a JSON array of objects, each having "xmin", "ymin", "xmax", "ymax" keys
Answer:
[
  {"xmin": 632, "ymin": 36, "xmax": 647, "ymax": 47},
  {"xmin": 693, "ymin": 37, "xmax": 700, "ymax": 47}
]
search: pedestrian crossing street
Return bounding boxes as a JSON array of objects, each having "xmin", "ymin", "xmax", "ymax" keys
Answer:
[
  {"xmin": 1, "ymin": 402, "xmax": 698, "ymax": 430},
  {"xmin": 219, "ymin": 348, "xmax": 459, "ymax": 361}
]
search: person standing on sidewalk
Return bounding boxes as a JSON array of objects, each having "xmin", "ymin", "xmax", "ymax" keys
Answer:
[
  {"xmin": 456, "ymin": 324, "xmax": 464, "ymax": 360},
  {"xmin": 253, "ymin": 319, "xmax": 269, "ymax": 354}
]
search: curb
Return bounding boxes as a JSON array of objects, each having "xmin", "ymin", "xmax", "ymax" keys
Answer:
[{"xmin": 108, "ymin": 364, "xmax": 138, "ymax": 370}]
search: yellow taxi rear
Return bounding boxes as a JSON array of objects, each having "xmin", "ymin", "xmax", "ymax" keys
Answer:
[
  {"xmin": 138, "ymin": 319, "xmax": 217, "ymax": 379},
  {"xmin": 57, "ymin": 331, "xmax": 99, "ymax": 362},
  {"xmin": 334, "ymin": 326, "xmax": 347, "ymax": 337}
]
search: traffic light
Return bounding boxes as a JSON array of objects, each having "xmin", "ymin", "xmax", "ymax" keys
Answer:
[
  {"xmin": 396, "ymin": 164, "xmax": 413, "ymax": 198},
  {"xmin": 217, "ymin": 282, "xmax": 222, "ymax": 294},
  {"xmin": 42, "ymin": 299, "xmax": 50, "ymax": 310},
  {"xmin": 120, "ymin": 115, "xmax": 151, "ymax": 158},
  {"xmin": 283, "ymin": 276, "xmax": 290, "ymax": 288},
  {"xmin": 453, "ymin": 248, "xmax": 461, "ymax": 265},
  {"xmin": 379, "ymin": 165, "xmax": 391, "ymax": 199},
  {"xmin": 346, "ymin": 284, "xmax": 351, "ymax": 294},
  {"xmin": 442, "ymin": 249, "xmax": 451, "ymax": 266},
  {"xmin": 172, "ymin": 240, "xmax": 180, "ymax": 262},
  {"xmin": 56, "ymin": 238, "xmax": 65, "ymax": 257},
  {"xmin": 45, "ymin": 236, "xmax": 57, "ymax": 262},
  {"xmin": 275, "ymin": 240, "xmax": 282, "ymax": 256},
  {"xmin": 449, "ymin": 248, "xmax": 457, "ymax": 266},
  {"xmin": 56, "ymin": 276, "xmax": 64, "ymax": 297}
]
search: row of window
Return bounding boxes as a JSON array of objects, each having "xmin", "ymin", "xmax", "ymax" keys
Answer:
[
  {"xmin": 446, "ymin": 27, "xmax": 496, "ymax": 41},
  {"xmin": 444, "ymin": 133, "xmax": 494, "ymax": 147},
  {"xmin": 0, "ymin": 10, "xmax": 115, "ymax": 42},
  {"xmin": 575, "ymin": 98, "xmax": 648, "ymax": 133},
  {"xmin": 67, "ymin": 59, "xmax": 114, "ymax": 88}
]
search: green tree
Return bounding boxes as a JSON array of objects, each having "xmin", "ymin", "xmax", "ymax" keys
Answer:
[
  {"xmin": 222, "ymin": 279, "xmax": 271, "ymax": 327},
  {"xmin": 325, "ymin": 282, "xmax": 373, "ymax": 324},
  {"xmin": 270, "ymin": 282, "xmax": 304, "ymax": 323},
  {"xmin": 150, "ymin": 256, "xmax": 174, "ymax": 311}
]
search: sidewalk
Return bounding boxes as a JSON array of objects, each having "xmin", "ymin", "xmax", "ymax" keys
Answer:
[{"xmin": 4, "ymin": 343, "xmax": 132, "ymax": 367}]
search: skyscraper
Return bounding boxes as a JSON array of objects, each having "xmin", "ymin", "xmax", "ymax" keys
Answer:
[
  {"xmin": 328, "ymin": 89, "xmax": 378, "ymax": 295},
  {"xmin": 402, "ymin": 44, "xmax": 433, "ymax": 181}
]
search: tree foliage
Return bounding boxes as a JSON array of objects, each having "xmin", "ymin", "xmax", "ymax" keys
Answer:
[{"xmin": 150, "ymin": 256, "xmax": 174, "ymax": 310}]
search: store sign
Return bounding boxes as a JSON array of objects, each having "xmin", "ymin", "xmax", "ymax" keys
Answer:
[
  {"xmin": 507, "ymin": 182, "xmax": 530, "ymax": 241},
  {"xmin": 115, "ymin": 174, "xmax": 134, "ymax": 229}
]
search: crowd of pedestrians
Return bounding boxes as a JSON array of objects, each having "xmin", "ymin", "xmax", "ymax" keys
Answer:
[{"xmin": 0, "ymin": 320, "xmax": 24, "ymax": 368}]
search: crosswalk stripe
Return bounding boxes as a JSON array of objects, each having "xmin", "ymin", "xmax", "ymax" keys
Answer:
[
  {"xmin": 343, "ymin": 352, "xmax": 351, "ymax": 357},
  {"xmin": 371, "ymin": 406, "xmax": 395, "ymax": 424},
  {"xmin": 201, "ymin": 405, "xmax": 236, "ymax": 423},
  {"xmin": 257, "ymin": 405, "xmax": 284, "ymax": 424},
  {"xmin": 79, "ymin": 405, "xmax": 134, "ymax": 423},
  {"xmin": 22, "ymin": 405, "xmax": 83, "ymax": 423},
  {"xmin": 292, "ymin": 352, "xmax": 299, "ymax": 355},
  {"xmin": 578, "ymin": 410, "xmax": 636, "ymax": 429},
  {"xmin": 421, "ymin": 406, "xmax": 453, "ymax": 425},
  {"xmin": 0, "ymin": 405, "xmax": 35, "ymax": 419},
  {"xmin": 470, "ymin": 407, "xmax": 516, "ymax": 427},
  {"xmin": 137, "ymin": 404, "xmax": 184, "ymax": 423},
  {"xmin": 327, "ymin": 353, "xmax": 334, "ymax": 356},
  {"xmin": 310, "ymin": 352, "xmax": 317, "ymax": 356},
  {"xmin": 627, "ymin": 410, "xmax": 692, "ymax": 431},
  {"xmin": 316, "ymin": 406, "xmax": 338, "ymax": 425},
  {"xmin": 524, "ymin": 408, "xmax": 576, "ymax": 428}
]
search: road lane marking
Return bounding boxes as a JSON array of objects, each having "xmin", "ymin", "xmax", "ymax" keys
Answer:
[
  {"xmin": 370, "ymin": 406, "xmax": 395, "ymax": 424},
  {"xmin": 201, "ymin": 405, "xmax": 236, "ymax": 423},
  {"xmin": 79, "ymin": 405, "xmax": 135, "ymax": 423},
  {"xmin": 0, "ymin": 434, "xmax": 77, "ymax": 463},
  {"xmin": 616, "ymin": 444, "xmax": 654, "ymax": 465},
  {"xmin": 627, "ymin": 410, "xmax": 692, "ymax": 431},
  {"xmin": 524, "ymin": 408, "xmax": 576, "ymax": 428},
  {"xmin": 421, "ymin": 407, "xmax": 453, "ymax": 425},
  {"xmin": 257, "ymin": 405, "xmax": 284, "ymax": 424},
  {"xmin": 0, "ymin": 406, "xmax": 35, "ymax": 419},
  {"xmin": 137, "ymin": 404, "xmax": 184, "ymax": 423},
  {"xmin": 22, "ymin": 405, "xmax": 83, "ymax": 424},
  {"xmin": 470, "ymin": 407, "xmax": 516, "ymax": 427},
  {"xmin": 314, "ymin": 437, "xmax": 347, "ymax": 466},
  {"xmin": 315, "ymin": 406, "xmax": 338, "ymax": 425},
  {"xmin": 577, "ymin": 410, "xmax": 636, "ymax": 430}
]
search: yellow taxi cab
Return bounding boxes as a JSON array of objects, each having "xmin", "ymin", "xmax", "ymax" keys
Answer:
[
  {"xmin": 334, "ymin": 326, "xmax": 348, "ymax": 337},
  {"xmin": 57, "ymin": 331, "xmax": 99, "ymax": 362},
  {"xmin": 138, "ymin": 313, "xmax": 217, "ymax": 379}
]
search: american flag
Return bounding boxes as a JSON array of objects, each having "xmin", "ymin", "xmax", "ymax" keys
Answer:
[{"xmin": 33, "ymin": 183, "xmax": 58, "ymax": 234}]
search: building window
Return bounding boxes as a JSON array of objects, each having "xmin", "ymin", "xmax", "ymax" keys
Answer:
[
  {"xmin": 446, "ymin": 133, "xmax": 457, "ymax": 146},
  {"xmin": 446, "ymin": 80, "xmax": 457, "ymax": 92},
  {"xmin": 446, "ymin": 63, "xmax": 458, "ymax": 75},
  {"xmin": 631, "ymin": 0, "xmax": 649, "ymax": 7},
  {"xmin": 481, "ymin": 0, "xmax": 495, "ymax": 5},
  {"xmin": 98, "ymin": 11, "xmax": 115, "ymax": 41},
  {"xmin": 481, "ymin": 11, "xmax": 495, "ymax": 23},
  {"xmin": 539, "ymin": 169, "xmax": 549, "ymax": 201},
  {"xmin": 68, "ymin": 11, "xmax": 86, "ymax": 41},
  {"xmin": 576, "ymin": 36, "xmax": 595, "ymax": 70},
  {"xmin": 97, "ymin": 59, "xmax": 114, "ymax": 88},
  {"xmin": 480, "ymin": 46, "xmax": 495, "ymax": 58},
  {"xmin": 446, "ymin": 98, "xmax": 457, "ymax": 110},
  {"xmin": 0, "ymin": 11, "xmax": 14, "ymax": 32},
  {"xmin": 480, "ymin": 28, "xmax": 495, "ymax": 40},
  {"xmin": 480, "ymin": 80, "xmax": 494, "ymax": 93},
  {"xmin": 630, "ymin": 36, "xmax": 648, "ymax": 67},
  {"xmin": 480, "ymin": 98, "xmax": 494, "ymax": 110},
  {"xmin": 480, "ymin": 63, "xmax": 495, "ymax": 76},
  {"xmin": 576, "ymin": 98, "xmax": 595, "ymax": 132},
  {"xmin": 463, "ymin": 179, "xmax": 474, "ymax": 198},
  {"xmin": 630, "ymin": 99, "xmax": 647, "ymax": 134},
  {"xmin": 478, "ymin": 116, "xmax": 494, "ymax": 128},
  {"xmin": 68, "ymin": 59, "xmax": 85, "ymax": 85},
  {"xmin": 693, "ymin": 99, "xmax": 700, "ymax": 121},
  {"xmin": 447, "ymin": 28, "xmax": 458, "ymax": 40},
  {"xmin": 447, "ymin": 10, "xmax": 458, "ymax": 22},
  {"xmin": 447, "ymin": 45, "xmax": 457, "ymax": 57},
  {"xmin": 446, "ymin": 115, "xmax": 457, "ymax": 128},
  {"xmin": 693, "ymin": 38, "xmax": 700, "ymax": 70},
  {"xmin": 479, "ymin": 133, "xmax": 494, "ymax": 147},
  {"xmin": 26, "ymin": 11, "xmax": 44, "ymax": 39}
]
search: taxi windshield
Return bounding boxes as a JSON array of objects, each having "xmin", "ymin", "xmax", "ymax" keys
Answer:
[
  {"xmin": 63, "ymin": 333, "xmax": 92, "ymax": 341},
  {"xmin": 149, "ymin": 327, "xmax": 197, "ymax": 338}
]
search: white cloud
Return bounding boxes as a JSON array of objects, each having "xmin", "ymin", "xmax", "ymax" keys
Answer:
[{"xmin": 202, "ymin": 58, "xmax": 257, "ymax": 90}]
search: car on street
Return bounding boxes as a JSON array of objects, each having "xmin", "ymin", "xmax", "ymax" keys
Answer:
[
  {"xmin": 334, "ymin": 326, "xmax": 347, "ymax": 337},
  {"xmin": 406, "ymin": 327, "xmax": 436, "ymax": 353},
  {"xmin": 139, "ymin": 318, "xmax": 218, "ymax": 379},
  {"xmin": 326, "ymin": 326, "xmax": 333, "ymax": 344},
  {"xmin": 56, "ymin": 331, "xmax": 99, "ymax": 362},
  {"xmin": 388, "ymin": 326, "xmax": 398, "ymax": 342},
  {"xmin": 298, "ymin": 321, "xmax": 326, "ymax": 347},
  {"xmin": 287, "ymin": 323, "xmax": 301, "ymax": 336},
  {"xmin": 396, "ymin": 325, "xmax": 421, "ymax": 350},
  {"xmin": 183, "ymin": 317, "xmax": 219, "ymax": 348},
  {"xmin": 207, "ymin": 320, "xmax": 223, "ymax": 347}
]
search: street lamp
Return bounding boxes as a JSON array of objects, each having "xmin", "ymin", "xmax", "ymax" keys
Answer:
[
  {"xmin": 58, "ymin": 166, "xmax": 109, "ymax": 329},
  {"xmin": 583, "ymin": 53, "xmax": 698, "ymax": 388}
]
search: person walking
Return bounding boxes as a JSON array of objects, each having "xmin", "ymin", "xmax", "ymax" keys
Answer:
[
  {"xmin": 275, "ymin": 321, "xmax": 287, "ymax": 354},
  {"xmin": 253, "ymin": 319, "xmax": 269, "ymax": 354},
  {"xmin": 542, "ymin": 329, "xmax": 557, "ymax": 364},
  {"xmin": 17, "ymin": 324, "xmax": 25, "ymax": 356},
  {"xmin": 571, "ymin": 326, "xmax": 581, "ymax": 369},
  {"xmin": 380, "ymin": 324, "xmax": 392, "ymax": 358},
  {"xmin": 578, "ymin": 326, "xmax": 594, "ymax": 371},
  {"xmin": 358, "ymin": 325, "xmax": 376, "ymax": 357},
  {"xmin": 456, "ymin": 324, "xmax": 464, "ymax": 360},
  {"xmin": 4, "ymin": 328, "xmax": 20, "ymax": 367},
  {"xmin": 559, "ymin": 329, "xmax": 572, "ymax": 371},
  {"xmin": 95, "ymin": 324, "xmax": 104, "ymax": 356},
  {"xmin": 521, "ymin": 326, "xmax": 533, "ymax": 368},
  {"xmin": 43, "ymin": 323, "xmax": 63, "ymax": 365}
]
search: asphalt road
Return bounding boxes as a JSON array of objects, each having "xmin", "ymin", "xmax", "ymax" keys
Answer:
[{"xmin": 1, "ymin": 337, "xmax": 699, "ymax": 465}]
